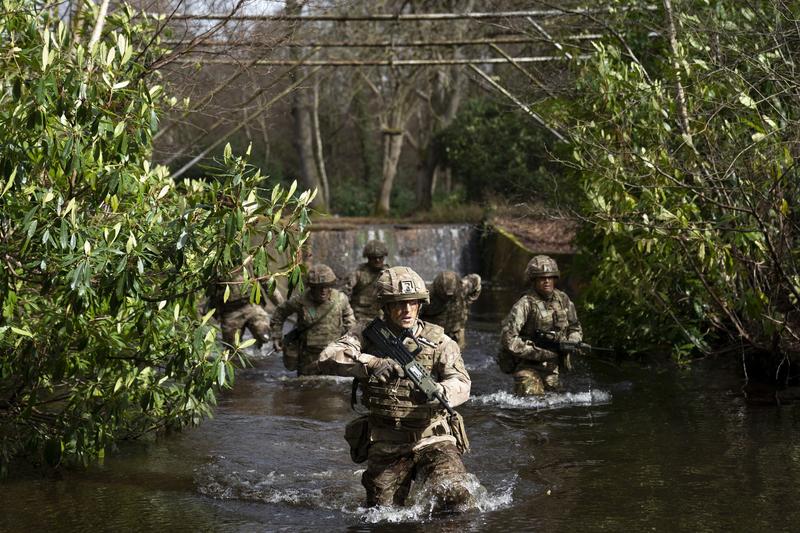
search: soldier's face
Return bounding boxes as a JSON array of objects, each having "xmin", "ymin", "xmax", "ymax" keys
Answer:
[
  {"xmin": 533, "ymin": 276, "xmax": 557, "ymax": 298},
  {"xmin": 386, "ymin": 300, "xmax": 420, "ymax": 329},
  {"xmin": 310, "ymin": 285, "xmax": 332, "ymax": 303},
  {"xmin": 367, "ymin": 256, "xmax": 385, "ymax": 269}
]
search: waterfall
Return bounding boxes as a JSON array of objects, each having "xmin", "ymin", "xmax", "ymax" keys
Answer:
[{"xmin": 308, "ymin": 223, "xmax": 482, "ymax": 282}]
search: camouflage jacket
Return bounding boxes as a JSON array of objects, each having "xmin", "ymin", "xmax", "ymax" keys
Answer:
[
  {"xmin": 345, "ymin": 262, "xmax": 389, "ymax": 321},
  {"xmin": 318, "ymin": 319, "xmax": 470, "ymax": 449},
  {"xmin": 421, "ymin": 274, "xmax": 482, "ymax": 337},
  {"xmin": 499, "ymin": 289, "xmax": 582, "ymax": 362},
  {"xmin": 270, "ymin": 289, "xmax": 356, "ymax": 349}
]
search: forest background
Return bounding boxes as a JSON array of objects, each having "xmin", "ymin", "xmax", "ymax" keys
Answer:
[{"xmin": 1, "ymin": 0, "xmax": 798, "ymax": 468}]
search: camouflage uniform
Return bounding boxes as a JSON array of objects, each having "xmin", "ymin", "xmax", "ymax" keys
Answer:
[
  {"xmin": 270, "ymin": 264, "xmax": 356, "ymax": 375},
  {"xmin": 346, "ymin": 240, "xmax": 390, "ymax": 322},
  {"xmin": 210, "ymin": 269, "xmax": 284, "ymax": 349},
  {"xmin": 498, "ymin": 256, "xmax": 582, "ymax": 396},
  {"xmin": 421, "ymin": 272, "xmax": 482, "ymax": 349},
  {"xmin": 319, "ymin": 266, "xmax": 472, "ymax": 508}
]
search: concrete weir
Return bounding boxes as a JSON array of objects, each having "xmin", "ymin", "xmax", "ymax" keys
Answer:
[
  {"xmin": 308, "ymin": 222, "xmax": 482, "ymax": 282},
  {"xmin": 307, "ymin": 217, "xmax": 578, "ymax": 292}
]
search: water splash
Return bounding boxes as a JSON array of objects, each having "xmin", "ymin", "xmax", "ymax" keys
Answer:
[
  {"xmin": 471, "ymin": 389, "xmax": 611, "ymax": 410},
  {"xmin": 465, "ymin": 356, "xmax": 497, "ymax": 371},
  {"xmin": 353, "ymin": 474, "xmax": 515, "ymax": 524},
  {"xmin": 197, "ymin": 457, "xmax": 514, "ymax": 523}
]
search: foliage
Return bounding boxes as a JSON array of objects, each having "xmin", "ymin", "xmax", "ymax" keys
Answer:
[
  {"xmin": 565, "ymin": 0, "xmax": 800, "ymax": 370},
  {"xmin": 0, "ymin": 2, "xmax": 312, "ymax": 470},
  {"xmin": 438, "ymin": 98, "xmax": 573, "ymax": 204},
  {"xmin": 329, "ymin": 176, "xmax": 378, "ymax": 216}
]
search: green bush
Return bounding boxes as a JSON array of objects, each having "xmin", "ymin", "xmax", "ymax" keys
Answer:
[
  {"xmin": 566, "ymin": 0, "xmax": 800, "ymax": 370},
  {"xmin": 0, "ymin": 2, "xmax": 312, "ymax": 470},
  {"xmin": 438, "ymin": 99, "xmax": 572, "ymax": 204}
]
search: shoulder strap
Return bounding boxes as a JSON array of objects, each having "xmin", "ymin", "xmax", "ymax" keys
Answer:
[{"xmin": 292, "ymin": 296, "xmax": 339, "ymax": 335}]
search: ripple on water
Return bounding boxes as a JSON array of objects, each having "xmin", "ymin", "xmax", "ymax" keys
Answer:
[{"xmin": 470, "ymin": 389, "xmax": 611, "ymax": 410}]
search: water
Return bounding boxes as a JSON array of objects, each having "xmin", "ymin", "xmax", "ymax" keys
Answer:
[{"xmin": 4, "ymin": 317, "xmax": 800, "ymax": 531}]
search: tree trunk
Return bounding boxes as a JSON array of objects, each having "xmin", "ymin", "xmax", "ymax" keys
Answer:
[
  {"xmin": 312, "ymin": 76, "xmax": 330, "ymax": 207},
  {"xmin": 375, "ymin": 129, "xmax": 405, "ymax": 216},
  {"xmin": 287, "ymin": 0, "xmax": 326, "ymax": 211}
]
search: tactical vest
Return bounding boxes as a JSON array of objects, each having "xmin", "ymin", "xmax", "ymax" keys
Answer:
[
  {"xmin": 300, "ymin": 290, "xmax": 348, "ymax": 349},
  {"xmin": 362, "ymin": 321, "xmax": 447, "ymax": 431},
  {"xmin": 519, "ymin": 290, "xmax": 571, "ymax": 339},
  {"xmin": 351, "ymin": 264, "xmax": 386, "ymax": 318}
]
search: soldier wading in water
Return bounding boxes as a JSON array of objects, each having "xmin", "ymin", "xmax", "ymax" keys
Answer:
[
  {"xmin": 270, "ymin": 264, "xmax": 356, "ymax": 375},
  {"xmin": 421, "ymin": 270, "xmax": 482, "ymax": 350},
  {"xmin": 498, "ymin": 255, "xmax": 583, "ymax": 396},
  {"xmin": 319, "ymin": 266, "xmax": 474, "ymax": 509},
  {"xmin": 346, "ymin": 239, "xmax": 390, "ymax": 322}
]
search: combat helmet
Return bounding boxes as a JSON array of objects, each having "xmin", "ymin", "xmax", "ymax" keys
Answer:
[
  {"xmin": 432, "ymin": 270, "xmax": 460, "ymax": 298},
  {"xmin": 525, "ymin": 255, "xmax": 560, "ymax": 281},
  {"xmin": 377, "ymin": 266, "xmax": 430, "ymax": 304},
  {"xmin": 362, "ymin": 239, "xmax": 389, "ymax": 258},
  {"xmin": 306, "ymin": 263, "xmax": 337, "ymax": 286}
]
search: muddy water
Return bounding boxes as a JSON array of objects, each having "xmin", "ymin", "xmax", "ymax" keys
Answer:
[{"xmin": 5, "ymin": 302, "xmax": 800, "ymax": 531}]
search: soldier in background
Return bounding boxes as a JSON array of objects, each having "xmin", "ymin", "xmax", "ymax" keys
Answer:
[
  {"xmin": 421, "ymin": 271, "xmax": 482, "ymax": 349},
  {"xmin": 270, "ymin": 263, "xmax": 356, "ymax": 375},
  {"xmin": 346, "ymin": 239, "xmax": 390, "ymax": 322},
  {"xmin": 497, "ymin": 255, "xmax": 583, "ymax": 396},
  {"xmin": 210, "ymin": 266, "xmax": 284, "ymax": 351},
  {"xmin": 319, "ymin": 266, "xmax": 473, "ymax": 510}
]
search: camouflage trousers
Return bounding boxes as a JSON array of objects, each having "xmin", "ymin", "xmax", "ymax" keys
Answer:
[
  {"xmin": 362, "ymin": 441, "xmax": 467, "ymax": 507},
  {"xmin": 219, "ymin": 304, "xmax": 271, "ymax": 348},
  {"xmin": 513, "ymin": 362, "xmax": 560, "ymax": 396}
]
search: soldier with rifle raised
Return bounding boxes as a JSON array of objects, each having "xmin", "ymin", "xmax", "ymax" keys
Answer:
[
  {"xmin": 318, "ymin": 266, "xmax": 473, "ymax": 510},
  {"xmin": 497, "ymin": 255, "xmax": 594, "ymax": 396}
]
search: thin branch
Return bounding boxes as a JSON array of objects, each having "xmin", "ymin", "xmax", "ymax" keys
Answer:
[
  {"xmin": 166, "ymin": 55, "xmax": 592, "ymax": 67},
  {"xmin": 468, "ymin": 64, "xmax": 567, "ymax": 142}
]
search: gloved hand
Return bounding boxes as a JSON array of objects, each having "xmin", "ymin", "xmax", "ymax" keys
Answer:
[
  {"xmin": 367, "ymin": 357, "xmax": 405, "ymax": 383},
  {"xmin": 411, "ymin": 382, "xmax": 445, "ymax": 404},
  {"xmin": 521, "ymin": 343, "xmax": 558, "ymax": 362}
]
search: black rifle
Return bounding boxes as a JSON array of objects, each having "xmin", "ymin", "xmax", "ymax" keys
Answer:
[
  {"xmin": 362, "ymin": 317, "xmax": 455, "ymax": 416},
  {"xmin": 533, "ymin": 330, "xmax": 614, "ymax": 355}
]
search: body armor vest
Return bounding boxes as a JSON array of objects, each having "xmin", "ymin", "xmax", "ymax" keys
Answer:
[
  {"xmin": 351, "ymin": 264, "xmax": 387, "ymax": 318},
  {"xmin": 520, "ymin": 290, "xmax": 570, "ymax": 339},
  {"xmin": 301, "ymin": 290, "xmax": 348, "ymax": 349},
  {"xmin": 362, "ymin": 321, "xmax": 447, "ymax": 430}
]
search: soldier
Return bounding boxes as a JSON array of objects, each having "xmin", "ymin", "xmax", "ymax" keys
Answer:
[
  {"xmin": 346, "ymin": 239, "xmax": 390, "ymax": 322},
  {"xmin": 421, "ymin": 271, "xmax": 482, "ymax": 349},
  {"xmin": 270, "ymin": 264, "xmax": 356, "ymax": 375},
  {"xmin": 210, "ymin": 266, "xmax": 284, "ymax": 351},
  {"xmin": 319, "ymin": 266, "xmax": 473, "ymax": 509},
  {"xmin": 497, "ymin": 255, "xmax": 583, "ymax": 396}
]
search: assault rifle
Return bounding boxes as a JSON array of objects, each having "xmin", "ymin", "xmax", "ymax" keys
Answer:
[
  {"xmin": 362, "ymin": 317, "xmax": 455, "ymax": 417},
  {"xmin": 533, "ymin": 330, "xmax": 614, "ymax": 355}
]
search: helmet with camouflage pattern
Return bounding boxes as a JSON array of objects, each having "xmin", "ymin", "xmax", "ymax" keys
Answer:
[
  {"xmin": 525, "ymin": 255, "xmax": 560, "ymax": 281},
  {"xmin": 306, "ymin": 263, "xmax": 337, "ymax": 286},
  {"xmin": 377, "ymin": 266, "xmax": 430, "ymax": 304},
  {"xmin": 362, "ymin": 239, "xmax": 389, "ymax": 258},
  {"xmin": 432, "ymin": 270, "xmax": 460, "ymax": 298}
]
